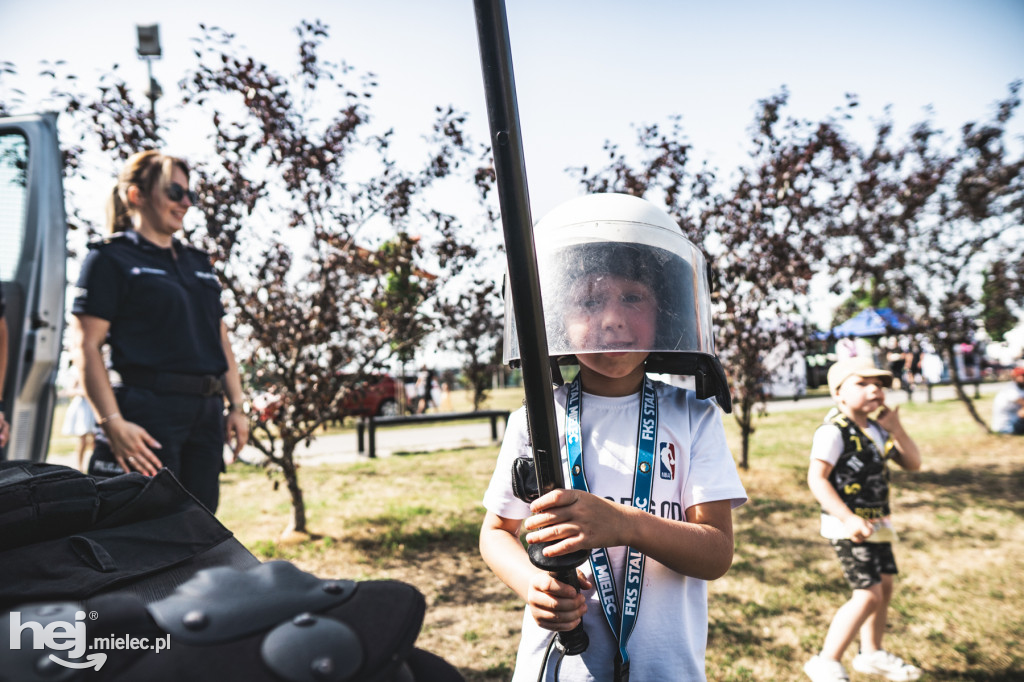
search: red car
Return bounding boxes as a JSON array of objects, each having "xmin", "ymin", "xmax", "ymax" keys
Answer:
[{"xmin": 339, "ymin": 374, "xmax": 404, "ymax": 417}]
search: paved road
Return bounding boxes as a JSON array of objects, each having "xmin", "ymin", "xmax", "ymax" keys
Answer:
[
  {"xmin": 754, "ymin": 379, "xmax": 1004, "ymax": 415},
  {"xmin": 47, "ymin": 381, "xmax": 1008, "ymax": 470},
  {"xmin": 242, "ymin": 418, "xmax": 509, "ymax": 466},
  {"xmin": 238, "ymin": 380, "xmax": 1007, "ymax": 467},
  {"xmin": 45, "ymin": 413, "xmax": 508, "ymax": 470}
]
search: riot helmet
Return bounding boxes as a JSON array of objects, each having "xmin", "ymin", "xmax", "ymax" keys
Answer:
[{"xmin": 503, "ymin": 193, "xmax": 732, "ymax": 411}]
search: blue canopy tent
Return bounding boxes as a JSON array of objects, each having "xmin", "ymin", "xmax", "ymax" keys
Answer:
[
  {"xmin": 805, "ymin": 308, "xmax": 918, "ymax": 388},
  {"xmin": 826, "ymin": 307, "xmax": 915, "ymax": 338}
]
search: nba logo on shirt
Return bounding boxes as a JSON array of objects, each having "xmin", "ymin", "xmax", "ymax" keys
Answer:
[{"xmin": 659, "ymin": 442, "xmax": 676, "ymax": 480}]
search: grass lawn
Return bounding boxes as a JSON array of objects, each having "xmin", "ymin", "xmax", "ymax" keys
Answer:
[{"xmin": 214, "ymin": 393, "xmax": 1023, "ymax": 681}]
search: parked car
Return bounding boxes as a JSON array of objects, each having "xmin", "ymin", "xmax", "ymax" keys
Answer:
[{"xmin": 339, "ymin": 374, "xmax": 404, "ymax": 418}]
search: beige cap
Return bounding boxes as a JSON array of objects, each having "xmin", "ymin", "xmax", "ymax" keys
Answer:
[{"xmin": 827, "ymin": 357, "xmax": 893, "ymax": 394}]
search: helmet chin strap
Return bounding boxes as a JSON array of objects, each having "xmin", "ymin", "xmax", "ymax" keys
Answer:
[{"xmin": 549, "ymin": 359, "xmax": 565, "ymax": 387}]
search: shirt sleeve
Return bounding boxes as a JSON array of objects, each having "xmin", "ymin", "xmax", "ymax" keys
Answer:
[
  {"xmin": 482, "ymin": 407, "xmax": 533, "ymax": 521},
  {"xmin": 683, "ymin": 393, "xmax": 748, "ymax": 510},
  {"xmin": 810, "ymin": 424, "xmax": 844, "ymax": 466},
  {"xmin": 0, "ymin": 280, "xmax": 5, "ymax": 317},
  {"xmin": 71, "ymin": 248, "xmax": 122, "ymax": 321}
]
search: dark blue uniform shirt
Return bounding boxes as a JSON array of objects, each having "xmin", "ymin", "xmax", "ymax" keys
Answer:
[{"xmin": 72, "ymin": 230, "xmax": 228, "ymax": 376}]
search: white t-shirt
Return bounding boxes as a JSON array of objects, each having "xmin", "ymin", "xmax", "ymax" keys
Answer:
[
  {"xmin": 482, "ymin": 380, "xmax": 747, "ymax": 682},
  {"xmin": 991, "ymin": 382, "xmax": 1024, "ymax": 434},
  {"xmin": 810, "ymin": 421, "xmax": 896, "ymax": 542}
]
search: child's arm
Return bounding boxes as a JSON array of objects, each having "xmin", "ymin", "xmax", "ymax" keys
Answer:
[
  {"xmin": 522, "ymin": 489, "xmax": 735, "ymax": 580},
  {"xmin": 480, "ymin": 510, "xmax": 591, "ymax": 632},
  {"xmin": 807, "ymin": 459, "xmax": 874, "ymax": 542},
  {"xmin": 875, "ymin": 404, "xmax": 921, "ymax": 471}
]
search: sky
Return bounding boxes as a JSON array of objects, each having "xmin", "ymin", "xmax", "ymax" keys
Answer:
[
  {"xmin": 2, "ymin": 0, "xmax": 1023, "ymax": 334},
  {"xmin": 3, "ymin": 0, "xmax": 1022, "ymax": 218}
]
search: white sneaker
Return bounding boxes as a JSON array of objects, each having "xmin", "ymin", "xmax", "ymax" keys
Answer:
[
  {"xmin": 852, "ymin": 649, "xmax": 922, "ymax": 681},
  {"xmin": 804, "ymin": 655, "xmax": 850, "ymax": 682}
]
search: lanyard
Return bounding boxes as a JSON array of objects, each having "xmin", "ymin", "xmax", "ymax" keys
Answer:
[{"xmin": 565, "ymin": 373, "xmax": 658, "ymax": 680}]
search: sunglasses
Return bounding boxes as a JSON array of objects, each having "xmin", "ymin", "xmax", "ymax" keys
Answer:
[{"xmin": 165, "ymin": 182, "xmax": 199, "ymax": 205}]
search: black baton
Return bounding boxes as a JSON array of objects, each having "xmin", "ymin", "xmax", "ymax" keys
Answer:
[{"xmin": 473, "ymin": 0, "xmax": 589, "ymax": 656}]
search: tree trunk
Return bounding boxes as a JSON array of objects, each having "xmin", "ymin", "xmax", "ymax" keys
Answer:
[
  {"xmin": 473, "ymin": 375, "xmax": 485, "ymax": 411},
  {"xmin": 279, "ymin": 443, "xmax": 308, "ymax": 534},
  {"xmin": 735, "ymin": 397, "xmax": 754, "ymax": 469},
  {"xmin": 942, "ymin": 344, "xmax": 990, "ymax": 432}
]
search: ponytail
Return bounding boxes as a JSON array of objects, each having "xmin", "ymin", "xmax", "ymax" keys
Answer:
[{"xmin": 105, "ymin": 185, "xmax": 133, "ymax": 234}]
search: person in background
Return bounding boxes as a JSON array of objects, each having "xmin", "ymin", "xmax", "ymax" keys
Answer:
[
  {"xmin": 885, "ymin": 338, "xmax": 906, "ymax": 389},
  {"xmin": 920, "ymin": 349, "xmax": 944, "ymax": 386},
  {"xmin": 804, "ymin": 357, "xmax": 922, "ymax": 682},
  {"xmin": 415, "ymin": 365, "xmax": 436, "ymax": 414},
  {"xmin": 439, "ymin": 377, "xmax": 454, "ymax": 412},
  {"xmin": 903, "ymin": 343, "xmax": 923, "ymax": 392},
  {"xmin": 0, "ymin": 281, "xmax": 9, "ymax": 448},
  {"xmin": 70, "ymin": 150, "xmax": 247, "ymax": 512},
  {"xmin": 61, "ymin": 369, "xmax": 97, "ymax": 471},
  {"xmin": 991, "ymin": 366, "xmax": 1024, "ymax": 435},
  {"xmin": 404, "ymin": 374, "xmax": 419, "ymax": 415}
]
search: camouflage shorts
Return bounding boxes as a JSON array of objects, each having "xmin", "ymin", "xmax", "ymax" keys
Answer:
[{"xmin": 829, "ymin": 540, "xmax": 898, "ymax": 590}]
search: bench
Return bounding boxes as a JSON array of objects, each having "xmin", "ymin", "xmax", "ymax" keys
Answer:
[{"xmin": 356, "ymin": 410, "xmax": 511, "ymax": 458}]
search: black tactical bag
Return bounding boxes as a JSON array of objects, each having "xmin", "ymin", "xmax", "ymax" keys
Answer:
[{"xmin": 0, "ymin": 462, "xmax": 462, "ymax": 682}]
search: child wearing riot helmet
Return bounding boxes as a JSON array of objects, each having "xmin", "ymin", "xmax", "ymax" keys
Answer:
[
  {"xmin": 480, "ymin": 193, "xmax": 747, "ymax": 681},
  {"xmin": 804, "ymin": 357, "xmax": 922, "ymax": 682}
]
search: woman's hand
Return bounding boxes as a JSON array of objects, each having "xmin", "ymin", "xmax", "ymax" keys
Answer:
[
  {"xmin": 224, "ymin": 409, "xmax": 249, "ymax": 463},
  {"xmin": 103, "ymin": 417, "xmax": 162, "ymax": 476},
  {"xmin": 525, "ymin": 568, "xmax": 592, "ymax": 632}
]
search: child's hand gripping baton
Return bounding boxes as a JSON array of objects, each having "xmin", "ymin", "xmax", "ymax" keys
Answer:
[{"xmin": 473, "ymin": 0, "xmax": 589, "ymax": 655}]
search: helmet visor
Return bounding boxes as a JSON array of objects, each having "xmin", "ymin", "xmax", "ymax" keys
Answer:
[{"xmin": 504, "ymin": 222, "xmax": 716, "ymax": 364}]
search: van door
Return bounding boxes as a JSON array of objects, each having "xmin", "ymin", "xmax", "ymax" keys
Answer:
[{"xmin": 0, "ymin": 112, "xmax": 67, "ymax": 462}]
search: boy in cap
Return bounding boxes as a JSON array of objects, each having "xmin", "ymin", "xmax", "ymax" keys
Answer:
[{"xmin": 804, "ymin": 357, "xmax": 922, "ymax": 682}]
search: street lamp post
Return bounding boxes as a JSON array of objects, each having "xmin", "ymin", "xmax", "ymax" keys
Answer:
[{"xmin": 135, "ymin": 24, "xmax": 162, "ymax": 129}]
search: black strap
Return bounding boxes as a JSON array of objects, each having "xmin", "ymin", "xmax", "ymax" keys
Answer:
[{"xmin": 119, "ymin": 367, "xmax": 225, "ymax": 397}]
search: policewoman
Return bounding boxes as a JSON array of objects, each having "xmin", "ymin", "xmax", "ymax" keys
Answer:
[{"xmin": 70, "ymin": 150, "xmax": 248, "ymax": 512}]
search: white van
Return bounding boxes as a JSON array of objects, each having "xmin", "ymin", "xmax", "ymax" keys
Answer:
[{"xmin": 0, "ymin": 112, "xmax": 68, "ymax": 462}]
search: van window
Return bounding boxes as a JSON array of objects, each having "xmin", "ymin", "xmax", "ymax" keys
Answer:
[{"xmin": 0, "ymin": 132, "xmax": 28, "ymax": 278}]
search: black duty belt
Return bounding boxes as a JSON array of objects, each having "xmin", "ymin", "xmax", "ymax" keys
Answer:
[{"xmin": 118, "ymin": 367, "xmax": 226, "ymax": 397}]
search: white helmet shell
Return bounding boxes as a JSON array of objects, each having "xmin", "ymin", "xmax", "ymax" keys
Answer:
[{"xmin": 503, "ymin": 193, "xmax": 732, "ymax": 410}]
